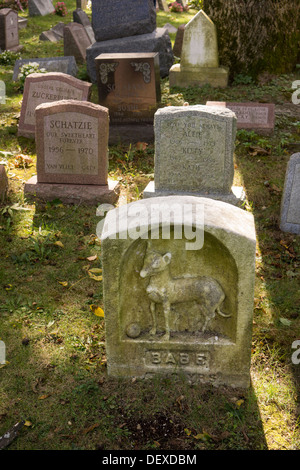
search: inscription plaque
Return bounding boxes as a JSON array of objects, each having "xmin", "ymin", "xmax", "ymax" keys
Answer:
[
  {"xmin": 18, "ymin": 73, "xmax": 92, "ymax": 138},
  {"xmin": 35, "ymin": 100, "xmax": 109, "ymax": 185}
]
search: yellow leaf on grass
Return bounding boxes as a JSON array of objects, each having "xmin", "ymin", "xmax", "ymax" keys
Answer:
[
  {"xmin": 24, "ymin": 420, "xmax": 32, "ymax": 427},
  {"xmin": 90, "ymin": 305, "xmax": 104, "ymax": 317},
  {"xmin": 38, "ymin": 394, "xmax": 50, "ymax": 400},
  {"xmin": 88, "ymin": 268, "xmax": 102, "ymax": 274},
  {"xmin": 54, "ymin": 241, "xmax": 64, "ymax": 248},
  {"xmin": 87, "ymin": 255, "xmax": 97, "ymax": 261},
  {"xmin": 88, "ymin": 270, "xmax": 103, "ymax": 281},
  {"xmin": 58, "ymin": 281, "xmax": 68, "ymax": 287}
]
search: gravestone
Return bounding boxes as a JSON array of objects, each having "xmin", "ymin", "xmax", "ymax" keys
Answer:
[
  {"xmin": 13, "ymin": 57, "xmax": 78, "ymax": 81},
  {"xmin": 40, "ymin": 30, "xmax": 61, "ymax": 43},
  {"xmin": 206, "ymin": 101, "xmax": 275, "ymax": 135},
  {"xmin": 173, "ymin": 24, "xmax": 185, "ymax": 57},
  {"xmin": 87, "ymin": 0, "xmax": 173, "ymax": 83},
  {"xmin": 18, "ymin": 18, "xmax": 28, "ymax": 30},
  {"xmin": 157, "ymin": 0, "xmax": 169, "ymax": 12},
  {"xmin": 24, "ymin": 100, "xmax": 119, "ymax": 205},
  {"xmin": 73, "ymin": 8, "xmax": 91, "ymax": 27},
  {"xmin": 280, "ymin": 153, "xmax": 300, "ymax": 234},
  {"xmin": 0, "ymin": 8, "xmax": 22, "ymax": 52},
  {"xmin": 0, "ymin": 164, "xmax": 8, "ymax": 202},
  {"xmin": 169, "ymin": 10, "xmax": 228, "ymax": 88},
  {"xmin": 96, "ymin": 52, "xmax": 161, "ymax": 143},
  {"xmin": 100, "ymin": 195, "xmax": 256, "ymax": 388},
  {"xmin": 51, "ymin": 22, "xmax": 65, "ymax": 39},
  {"xmin": 18, "ymin": 72, "xmax": 92, "ymax": 138},
  {"xmin": 28, "ymin": 0, "xmax": 55, "ymax": 16},
  {"xmin": 64, "ymin": 22, "xmax": 92, "ymax": 64},
  {"xmin": 143, "ymin": 105, "xmax": 244, "ymax": 205},
  {"xmin": 92, "ymin": 0, "xmax": 156, "ymax": 42},
  {"xmin": 0, "ymin": 80, "xmax": 5, "ymax": 104},
  {"xmin": 76, "ymin": 0, "xmax": 88, "ymax": 9}
]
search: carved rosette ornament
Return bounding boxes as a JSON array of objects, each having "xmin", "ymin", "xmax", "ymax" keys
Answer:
[
  {"xmin": 130, "ymin": 62, "xmax": 151, "ymax": 84},
  {"xmin": 99, "ymin": 62, "xmax": 119, "ymax": 84}
]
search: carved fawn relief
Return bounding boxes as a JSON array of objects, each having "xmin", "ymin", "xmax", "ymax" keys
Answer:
[{"xmin": 139, "ymin": 244, "xmax": 231, "ymax": 341}]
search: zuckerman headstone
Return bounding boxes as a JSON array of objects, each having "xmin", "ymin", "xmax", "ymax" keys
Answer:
[
  {"xmin": 280, "ymin": 153, "xmax": 300, "ymax": 235},
  {"xmin": 143, "ymin": 105, "xmax": 243, "ymax": 205},
  {"xmin": 24, "ymin": 100, "xmax": 120, "ymax": 205},
  {"xmin": 18, "ymin": 72, "xmax": 92, "ymax": 138},
  {"xmin": 100, "ymin": 196, "xmax": 256, "ymax": 388}
]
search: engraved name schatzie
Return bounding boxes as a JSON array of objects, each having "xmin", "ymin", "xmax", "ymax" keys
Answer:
[
  {"xmin": 146, "ymin": 350, "xmax": 210, "ymax": 368},
  {"xmin": 49, "ymin": 120, "xmax": 93, "ymax": 130}
]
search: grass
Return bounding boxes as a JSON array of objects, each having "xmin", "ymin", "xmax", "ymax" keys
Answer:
[{"xmin": 0, "ymin": 0, "xmax": 300, "ymax": 451}]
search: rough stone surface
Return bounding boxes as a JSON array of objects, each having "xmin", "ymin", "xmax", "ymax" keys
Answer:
[
  {"xmin": 173, "ymin": 24, "xmax": 185, "ymax": 57},
  {"xmin": 76, "ymin": 0, "xmax": 87, "ymax": 8},
  {"xmin": 92, "ymin": 0, "xmax": 156, "ymax": 42},
  {"xmin": 100, "ymin": 196, "xmax": 256, "ymax": 388},
  {"xmin": 18, "ymin": 72, "xmax": 92, "ymax": 138},
  {"xmin": 206, "ymin": 101, "xmax": 275, "ymax": 134},
  {"xmin": 28, "ymin": 0, "xmax": 55, "ymax": 17},
  {"xmin": 0, "ymin": 8, "xmax": 22, "ymax": 52},
  {"xmin": 145, "ymin": 105, "xmax": 238, "ymax": 201},
  {"xmin": 157, "ymin": 0, "xmax": 169, "ymax": 12},
  {"xmin": 39, "ymin": 30, "xmax": 61, "ymax": 43},
  {"xmin": 64, "ymin": 22, "xmax": 92, "ymax": 64},
  {"xmin": 96, "ymin": 52, "xmax": 161, "ymax": 125},
  {"xmin": 24, "ymin": 175, "xmax": 120, "ymax": 206},
  {"xmin": 13, "ymin": 57, "xmax": 78, "ymax": 81},
  {"xmin": 73, "ymin": 8, "xmax": 91, "ymax": 27},
  {"xmin": 169, "ymin": 10, "xmax": 228, "ymax": 88},
  {"xmin": 87, "ymin": 28, "xmax": 174, "ymax": 83},
  {"xmin": 0, "ymin": 164, "xmax": 8, "ymax": 202},
  {"xmin": 280, "ymin": 153, "xmax": 300, "ymax": 234},
  {"xmin": 34, "ymin": 100, "xmax": 109, "ymax": 186}
]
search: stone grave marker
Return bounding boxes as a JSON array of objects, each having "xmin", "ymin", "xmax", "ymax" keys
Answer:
[
  {"xmin": 92, "ymin": 0, "xmax": 156, "ymax": 42},
  {"xmin": 76, "ymin": 0, "xmax": 88, "ymax": 9},
  {"xmin": 0, "ymin": 81, "xmax": 5, "ymax": 104},
  {"xmin": 24, "ymin": 100, "xmax": 119, "ymax": 205},
  {"xmin": 13, "ymin": 57, "xmax": 78, "ymax": 81},
  {"xmin": 173, "ymin": 24, "xmax": 185, "ymax": 57},
  {"xmin": 280, "ymin": 153, "xmax": 300, "ymax": 234},
  {"xmin": 157, "ymin": 0, "xmax": 169, "ymax": 12},
  {"xmin": 64, "ymin": 22, "xmax": 92, "ymax": 64},
  {"xmin": 0, "ymin": 8, "xmax": 22, "ymax": 52},
  {"xmin": 206, "ymin": 101, "xmax": 275, "ymax": 135},
  {"xmin": 0, "ymin": 164, "xmax": 8, "ymax": 202},
  {"xmin": 87, "ymin": 0, "xmax": 173, "ymax": 83},
  {"xmin": 100, "ymin": 195, "xmax": 256, "ymax": 388},
  {"xmin": 18, "ymin": 72, "xmax": 92, "ymax": 138},
  {"xmin": 73, "ymin": 8, "xmax": 91, "ymax": 27},
  {"xmin": 40, "ymin": 30, "xmax": 61, "ymax": 43},
  {"xmin": 28, "ymin": 0, "xmax": 55, "ymax": 16},
  {"xmin": 95, "ymin": 52, "xmax": 161, "ymax": 142},
  {"xmin": 169, "ymin": 9, "xmax": 228, "ymax": 88},
  {"xmin": 144, "ymin": 105, "xmax": 244, "ymax": 205}
]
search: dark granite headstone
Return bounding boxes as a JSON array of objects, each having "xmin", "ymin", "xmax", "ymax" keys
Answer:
[
  {"xmin": 92, "ymin": 0, "xmax": 156, "ymax": 42},
  {"xmin": 0, "ymin": 8, "xmax": 22, "ymax": 52}
]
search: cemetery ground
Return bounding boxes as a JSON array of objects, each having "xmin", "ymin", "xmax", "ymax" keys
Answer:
[{"xmin": 0, "ymin": 2, "xmax": 300, "ymax": 451}]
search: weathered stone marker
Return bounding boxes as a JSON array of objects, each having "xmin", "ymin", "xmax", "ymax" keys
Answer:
[
  {"xmin": 144, "ymin": 105, "xmax": 243, "ymax": 205},
  {"xmin": 64, "ymin": 22, "xmax": 92, "ymax": 64},
  {"xmin": 96, "ymin": 52, "xmax": 161, "ymax": 142},
  {"xmin": 24, "ymin": 100, "xmax": 119, "ymax": 205},
  {"xmin": 100, "ymin": 196, "xmax": 256, "ymax": 388},
  {"xmin": 206, "ymin": 101, "xmax": 275, "ymax": 135},
  {"xmin": 13, "ymin": 57, "xmax": 78, "ymax": 81},
  {"xmin": 28, "ymin": 0, "xmax": 55, "ymax": 17},
  {"xmin": 169, "ymin": 10, "xmax": 228, "ymax": 88},
  {"xmin": 280, "ymin": 153, "xmax": 300, "ymax": 234},
  {"xmin": 0, "ymin": 165, "xmax": 8, "ymax": 202},
  {"xmin": 18, "ymin": 72, "xmax": 92, "ymax": 138},
  {"xmin": 0, "ymin": 8, "xmax": 23, "ymax": 52}
]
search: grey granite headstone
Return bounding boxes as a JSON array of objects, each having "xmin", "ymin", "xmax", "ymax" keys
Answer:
[
  {"xmin": 13, "ymin": 57, "xmax": 78, "ymax": 81},
  {"xmin": 280, "ymin": 153, "xmax": 300, "ymax": 234},
  {"xmin": 73, "ymin": 8, "xmax": 91, "ymax": 27},
  {"xmin": 64, "ymin": 22, "xmax": 92, "ymax": 64},
  {"xmin": 39, "ymin": 30, "xmax": 61, "ymax": 43},
  {"xmin": 51, "ymin": 22, "xmax": 65, "ymax": 39},
  {"xmin": 144, "ymin": 105, "xmax": 244, "ymax": 205},
  {"xmin": 28, "ymin": 0, "xmax": 55, "ymax": 17},
  {"xmin": 87, "ymin": 28, "xmax": 173, "ymax": 83},
  {"xmin": 92, "ymin": 0, "xmax": 156, "ymax": 42},
  {"xmin": 100, "ymin": 195, "xmax": 256, "ymax": 388}
]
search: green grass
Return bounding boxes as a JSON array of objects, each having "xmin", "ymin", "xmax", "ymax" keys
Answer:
[{"xmin": 0, "ymin": 1, "xmax": 300, "ymax": 451}]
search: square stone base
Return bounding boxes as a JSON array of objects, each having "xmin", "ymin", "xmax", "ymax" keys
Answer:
[
  {"xmin": 24, "ymin": 175, "xmax": 120, "ymax": 206},
  {"xmin": 169, "ymin": 63, "xmax": 229, "ymax": 88},
  {"xmin": 143, "ymin": 181, "xmax": 245, "ymax": 207}
]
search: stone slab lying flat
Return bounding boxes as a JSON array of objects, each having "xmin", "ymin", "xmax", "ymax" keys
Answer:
[
  {"xmin": 206, "ymin": 101, "xmax": 275, "ymax": 134},
  {"xmin": 24, "ymin": 175, "xmax": 120, "ymax": 205},
  {"xmin": 280, "ymin": 152, "xmax": 300, "ymax": 234},
  {"xmin": 13, "ymin": 57, "xmax": 78, "ymax": 81}
]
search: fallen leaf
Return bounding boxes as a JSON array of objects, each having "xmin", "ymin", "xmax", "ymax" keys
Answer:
[
  {"xmin": 88, "ymin": 271, "xmax": 103, "ymax": 281},
  {"xmin": 135, "ymin": 141, "xmax": 148, "ymax": 151},
  {"xmin": 279, "ymin": 317, "xmax": 292, "ymax": 326},
  {"xmin": 87, "ymin": 255, "xmax": 97, "ymax": 261},
  {"xmin": 38, "ymin": 394, "xmax": 50, "ymax": 400},
  {"xmin": 90, "ymin": 305, "xmax": 104, "ymax": 317},
  {"xmin": 58, "ymin": 281, "xmax": 68, "ymax": 287},
  {"xmin": 54, "ymin": 241, "xmax": 64, "ymax": 248},
  {"xmin": 83, "ymin": 423, "xmax": 100, "ymax": 435},
  {"xmin": 24, "ymin": 421, "xmax": 32, "ymax": 427},
  {"xmin": 88, "ymin": 268, "xmax": 102, "ymax": 274}
]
